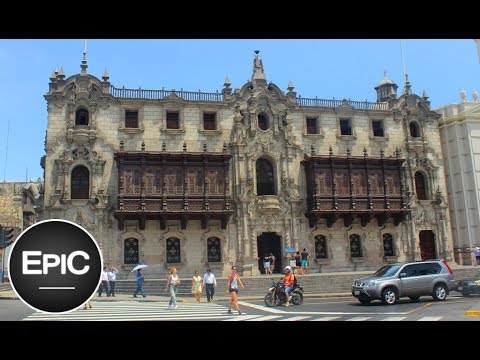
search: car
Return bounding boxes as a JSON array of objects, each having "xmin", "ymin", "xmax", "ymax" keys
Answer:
[
  {"xmin": 351, "ymin": 259, "xmax": 456, "ymax": 305},
  {"xmin": 457, "ymin": 272, "xmax": 480, "ymax": 296}
]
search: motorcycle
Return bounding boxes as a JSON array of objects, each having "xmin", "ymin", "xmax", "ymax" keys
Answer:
[{"xmin": 264, "ymin": 279, "xmax": 304, "ymax": 307}]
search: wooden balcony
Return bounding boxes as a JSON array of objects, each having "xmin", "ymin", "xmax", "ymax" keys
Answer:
[
  {"xmin": 302, "ymin": 153, "xmax": 410, "ymax": 228},
  {"xmin": 113, "ymin": 151, "xmax": 233, "ymax": 230}
]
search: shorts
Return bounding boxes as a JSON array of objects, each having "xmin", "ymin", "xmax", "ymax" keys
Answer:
[
  {"xmin": 229, "ymin": 288, "xmax": 238, "ymax": 294},
  {"xmin": 301, "ymin": 260, "xmax": 308, "ymax": 267},
  {"xmin": 264, "ymin": 262, "xmax": 270, "ymax": 268},
  {"xmin": 296, "ymin": 262, "xmax": 302, "ymax": 267}
]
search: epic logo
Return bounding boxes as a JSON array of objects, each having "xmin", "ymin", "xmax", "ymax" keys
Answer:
[{"xmin": 8, "ymin": 219, "xmax": 102, "ymax": 313}]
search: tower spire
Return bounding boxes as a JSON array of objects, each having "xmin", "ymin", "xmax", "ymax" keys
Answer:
[{"xmin": 81, "ymin": 40, "xmax": 88, "ymax": 74}]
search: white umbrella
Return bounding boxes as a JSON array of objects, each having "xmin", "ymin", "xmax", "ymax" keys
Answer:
[{"xmin": 131, "ymin": 264, "xmax": 148, "ymax": 272}]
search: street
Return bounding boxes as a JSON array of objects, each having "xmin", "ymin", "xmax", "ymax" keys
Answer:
[{"xmin": 2, "ymin": 293, "xmax": 480, "ymax": 321}]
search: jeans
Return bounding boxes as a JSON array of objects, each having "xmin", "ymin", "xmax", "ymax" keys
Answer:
[
  {"xmin": 133, "ymin": 283, "xmax": 145, "ymax": 297},
  {"xmin": 98, "ymin": 281, "xmax": 110, "ymax": 297},
  {"xmin": 284, "ymin": 286, "xmax": 293, "ymax": 298},
  {"xmin": 169, "ymin": 284, "xmax": 178, "ymax": 306},
  {"xmin": 109, "ymin": 281, "xmax": 116, "ymax": 296},
  {"xmin": 205, "ymin": 283, "xmax": 215, "ymax": 302}
]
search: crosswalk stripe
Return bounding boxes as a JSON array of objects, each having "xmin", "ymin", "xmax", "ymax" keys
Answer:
[
  {"xmin": 24, "ymin": 301, "xmax": 232, "ymax": 321},
  {"xmin": 417, "ymin": 316, "xmax": 443, "ymax": 321},
  {"xmin": 223, "ymin": 315, "xmax": 264, "ymax": 321},
  {"xmin": 278, "ymin": 316, "xmax": 311, "ymax": 321},
  {"xmin": 381, "ymin": 316, "xmax": 408, "ymax": 321},
  {"xmin": 310, "ymin": 316, "xmax": 341, "ymax": 321},
  {"xmin": 346, "ymin": 316, "xmax": 372, "ymax": 321},
  {"xmin": 246, "ymin": 315, "xmax": 282, "ymax": 321}
]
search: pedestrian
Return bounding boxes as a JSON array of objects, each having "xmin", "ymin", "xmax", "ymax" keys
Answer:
[
  {"xmin": 263, "ymin": 254, "xmax": 271, "ymax": 275},
  {"xmin": 301, "ymin": 248, "xmax": 310, "ymax": 274},
  {"xmin": 203, "ymin": 268, "xmax": 217, "ymax": 303},
  {"xmin": 83, "ymin": 300, "xmax": 92, "ymax": 310},
  {"xmin": 133, "ymin": 268, "xmax": 146, "ymax": 298},
  {"xmin": 191, "ymin": 270, "xmax": 203, "ymax": 302},
  {"xmin": 289, "ymin": 254, "xmax": 296, "ymax": 273},
  {"xmin": 98, "ymin": 266, "xmax": 110, "ymax": 297},
  {"xmin": 226, "ymin": 265, "xmax": 244, "ymax": 315},
  {"xmin": 475, "ymin": 247, "xmax": 480, "ymax": 266},
  {"xmin": 107, "ymin": 265, "xmax": 118, "ymax": 297},
  {"xmin": 269, "ymin": 253, "xmax": 276, "ymax": 274},
  {"xmin": 165, "ymin": 267, "xmax": 180, "ymax": 310},
  {"xmin": 295, "ymin": 251, "xmax": 303, "ymax": 275}
]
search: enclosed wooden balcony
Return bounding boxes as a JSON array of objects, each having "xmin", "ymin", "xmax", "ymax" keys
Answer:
[
  {"xmin": 302, "ymin": 152, "xmax": 410, "ymax": 228},
  {"xmin": 114, "ymin": 151, "xmax": 233, "ymax": 230}
]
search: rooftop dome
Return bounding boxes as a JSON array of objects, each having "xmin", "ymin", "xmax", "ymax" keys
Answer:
[{"xmin": 376, "ymin": 77, "xmax": 395, "ymax": 87}]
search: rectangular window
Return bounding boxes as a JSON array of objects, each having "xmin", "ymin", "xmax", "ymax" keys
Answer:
[
  {"xmin": 340, "ymin": 119, "xmax": 352, "ymax": 135},
  {"xmin": 125, "ymin": 111, "xmax": 139, "ymax": 128},
  {"xmin": 203, "ymin": 112, "xmax": 216, "ymax": 130},
  {"xmin": 166, "ymin": 112, "xmax": 180, "ymax": 129},
  {"xmin": 306, "ymin": 117, "xmax": 317, "ymax": 134},
  {"xmin": 166, "ymin": 237, "xmax": 181, "ymax": 263},
  {"xmin": 372, "ymin": 120, "xmax": 384, "ymax": 137}
]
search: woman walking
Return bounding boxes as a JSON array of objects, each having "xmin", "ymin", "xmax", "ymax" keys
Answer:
[
  {"xmin": 226, "ymin": 265, "xmax": 244, "ymax": 315},
  {"xmin": 191, "ymin": 270, "xmax": 203, "ymax": 302},
  {"xmin": 165, "ymin": 267, "xmax": 180, "ymax": 310}
]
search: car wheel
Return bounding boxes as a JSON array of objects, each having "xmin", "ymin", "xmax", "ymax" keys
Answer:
[
  {"xmin": 358, "ymin": 298, "xmax": 371, "ymax": 305},
  {"xmin": 409, "ymin": 296, "xmax": 420, "ymax": 302},
  {"xmin": 433, "ymin": 284, "xmax": 447, "ymax": 301},
  {"xmin": 381, "ymin": 287, "xmax": 398, "ymax": 305},
  {"xmin": 264, "ymin": 294, "xmax": 276, "ymax": 307}
]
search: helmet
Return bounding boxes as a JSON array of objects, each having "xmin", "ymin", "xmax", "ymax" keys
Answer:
[{"xmin": 284, "ymin": 266, "xmax": 292, "ymax": 273}]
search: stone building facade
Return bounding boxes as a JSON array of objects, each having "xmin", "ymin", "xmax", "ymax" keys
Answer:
[
  {"xmin": 39, "ymin": 52, "xmax": 454, "ymax": 277},
  {"xmin": 437, "ymin": 90, "xmax": 480, "ymax": 265}
]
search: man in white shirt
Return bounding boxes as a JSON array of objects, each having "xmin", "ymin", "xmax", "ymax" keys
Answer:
[
  {"xmin": 107, "ymin": 266, "xmax": 118, "ymax": 297},
  {"xmin": 98, "ymin": 266, "xmax": 110, "ymax": 297},
  {"xmin": 202, "ymin": 268, "xmax": 217, "ymax": 303}
]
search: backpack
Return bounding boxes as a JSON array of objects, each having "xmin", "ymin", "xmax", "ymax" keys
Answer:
[{"xmin": 293, "ymin": 274, "xmax": 298, "ymax": 287}]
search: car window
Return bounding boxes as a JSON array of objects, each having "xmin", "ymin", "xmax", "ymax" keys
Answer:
[
  {"xmin": 373, "ymin": 264, "xmax": 402, "ymax": 277},
  {"xmin": 401, "ymin": 264, "xmax": 421, "ymax": 277},
  {"xmin": 416, "ymin": 263, "xmax": 431, "ymax": 275}
]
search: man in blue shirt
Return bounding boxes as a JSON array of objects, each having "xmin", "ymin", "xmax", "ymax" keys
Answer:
[{"xmin": 133, "ymin": 269, "xmax": 146, "ymax": 298}]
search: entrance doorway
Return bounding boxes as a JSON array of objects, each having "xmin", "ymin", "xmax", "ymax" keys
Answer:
[
  {"xmin": 419, "ymin": 230, "xmax": 436, "ymax": 260},
  {"xmin": 257, "ymin": 232, "xmax": 282, "ymax": 274}
]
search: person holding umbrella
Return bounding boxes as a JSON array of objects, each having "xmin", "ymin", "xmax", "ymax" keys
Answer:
[{"xmin": 133, "ymin": 265, "xmax": 147, "ymax": 298}]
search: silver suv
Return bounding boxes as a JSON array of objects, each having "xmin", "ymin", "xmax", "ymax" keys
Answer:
[{"xmin": 351, "ymin": 259, "xmax": 456, "ymax": 305}]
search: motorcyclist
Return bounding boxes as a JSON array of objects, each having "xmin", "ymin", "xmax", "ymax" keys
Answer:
[{"xmin": 282, "ymin": 266, "xmax": 295, "ymax": 307}]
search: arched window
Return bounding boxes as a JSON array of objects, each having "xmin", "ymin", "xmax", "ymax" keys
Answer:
[
  {"xmin": 257, "ymin": 113, "xmax": 269, "ymax": 131},
  {"xmin": 256, "ymin": 158, "xmax": 275, "ymax": 195},
  {"xmin": 207, "ymin": 237, "xmax": 221, "ymax": 263},
  {"xmin": 350, "ymin": 234, "xmax": 362, "ymax": 258},
  {"xmin": 414, "ymin": 171, "xmax": 428, "ymax": 200},
  {"xmin": 166, "ymin": 237, "xmax": 181, "ymax": 264},
  {"xmin": 124, "ymin": 238, "xmax": 139, "ymax": 264},
  {"xmin": 409, "ymin": 121, "xmax": 420, "ymax": 138},
  {"xmin": 75, "ymin": 109, "xmax": 89, "ymax": 126},
  {"xmin": 383, "ymin": 233, "xmax": 395, "ymax": 256},
  {"xmin": 71, "ymin": 166, "xmax": 89, "ymax": 199},
  {"xmin": 314, "ymin": 235, "xmax": 328, "ymax": 259}
]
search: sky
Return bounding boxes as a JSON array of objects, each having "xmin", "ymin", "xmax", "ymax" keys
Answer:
[{"xmin": 0, "ymin": 39, "xmax": 478, "ymax": 182}]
